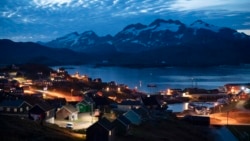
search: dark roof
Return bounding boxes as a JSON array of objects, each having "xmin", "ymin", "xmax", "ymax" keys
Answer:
[
  {"xmin": 22, "ymin": 95, "xmax": 53, "ymax": 111},
  {"xmin": 120, "ymin": 100, "xmax": 141, "ymax": 106},
  {"xmin": 29, "ymin": 105, "xmax": 45, "ymax": 114},
  {"xmin": 0, "ymin": 99, "xmax": 30, "ymax": 107},
  {"xmin": 36, "ymin": 101, "xmax": 54, "ymax": 111},
  {"xmin": 116, "ymin": 115, "xmax": 131, "ymax": 126},
  {"xmin": 98, "ymin": 117, "xmax": 114, "ymax": 131},
  {"xmin": 132, "ymin": 107, "xmax": 149, "ymax": 119}
]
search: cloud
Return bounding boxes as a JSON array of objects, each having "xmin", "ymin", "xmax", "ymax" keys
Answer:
[
  {"xmin": 237, "ymin": 29, "xmax": 250, "ymax": 35},
  {"xmin": 0, "ymin": 0, "xmax": 249, "ymax": 41},
  {"xmin": 169, "ymin": 0, "xmax": 250, "ymax": 12}
]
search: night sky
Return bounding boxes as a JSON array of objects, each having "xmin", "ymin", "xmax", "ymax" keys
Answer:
[{"xmin": 0, "ymin": 0, "xmax": 250, "ymax": 42}]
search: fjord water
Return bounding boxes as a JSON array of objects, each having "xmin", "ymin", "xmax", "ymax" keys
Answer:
[{"xmin": 55, "ymin": 65, "xmax": 250, "ymax": 93}]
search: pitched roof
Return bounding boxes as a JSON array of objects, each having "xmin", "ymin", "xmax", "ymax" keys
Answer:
[
  {"xmin": 119, "ymin": 100, "xmax": 141, "ymax": 106},
  {"xmin": 0, "ymin": 99, "xmax": 30, "ymax": 107},
  {"xmin": 98, "ymin": 117, "xmax": 114, "ymax": 131},
  {"xmin": 116, "ymin": 115, "xmax": 131, "ymax": 126},
  {"xmin": 22, "ymin": 95, "xmax": 54, "ymax": 111},
  {"xmin": 132, "ymin": 107, "xmax": 149, "ymax": 119},
  {"xmin": 61, "ymin": 104, "xmax": 78, "ymax": 113},
  {"xmin": 77, "ymin": 99, "xmax": 92, "ymax": 106}
]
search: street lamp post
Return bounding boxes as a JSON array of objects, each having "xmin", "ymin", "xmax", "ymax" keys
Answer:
[
  {"xmin": 227, "ymin": 111, "xmax": 229, "ymax": 126},
  {"xmin": 91, "ymin": 103, "xmax": 93, "ymax": 123}
]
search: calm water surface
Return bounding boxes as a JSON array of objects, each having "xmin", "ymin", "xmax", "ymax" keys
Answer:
[
  {"xmin": 53, "ymin": 65, "xmax": 250, "ymax": 93},
  {"xmin": 53, "ymin": 65, "xmax": 250, "ymax": 112}
]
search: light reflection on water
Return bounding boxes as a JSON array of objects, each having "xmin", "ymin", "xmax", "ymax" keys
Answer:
[
  {"xmin": 167, "ymin": 102, "xmax": 189, "ymax": 113},
  {"xmin": 168, "ymin": 102, "xmax": 216, "ymax": 113},
  {"xmin": 53, "ymin": 65, "xmax": 250, "ymax": 93}
]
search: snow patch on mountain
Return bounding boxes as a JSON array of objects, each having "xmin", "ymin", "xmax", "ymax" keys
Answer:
[
  {"xmin": 152, "ymin": 22, "xmax": 180, "ymax": 32},
  {"xmin": 190, "ymin": 20, "xmax": 220, "ymax": 33}
]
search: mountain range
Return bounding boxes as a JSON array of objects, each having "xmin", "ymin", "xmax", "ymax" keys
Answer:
[{"xmin": 1, "ymin": 19, "xmax": 250, "ymax": 67}]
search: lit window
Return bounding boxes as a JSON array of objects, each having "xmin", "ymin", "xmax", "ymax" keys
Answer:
[
  {"xmin": 6, "ymin": 107, "xmax": 10, "ymax": 112},
  {"xmin": 14, "ymin": 108, "xmax": 17, "ymax": 112},
  {"xmin": 20, "ymin": 108, "xmax": 23, "ymax": 112},
  {"xmin": 26, "ymin": 106, "xmax": 29, "ymax": 111}
]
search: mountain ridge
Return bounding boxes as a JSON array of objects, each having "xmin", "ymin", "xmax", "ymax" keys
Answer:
[
  {"xmin": 1, "ymin": 19, "xmax": 250, "ymax": 67},
  {"xmin": 41, "ymin": 19, "xmax": 249, "ymax": 53}
]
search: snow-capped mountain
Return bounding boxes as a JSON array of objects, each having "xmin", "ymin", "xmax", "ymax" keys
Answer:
[
  {"xmin": 43, "ymin": 19, "xmax": 249, "ymax": 53},
  {"xmin": 2, "ymin": 19, "xmax": 250, "ymax": 67},
  {"xmin": 45, "ymin": 30, "xmax": 113, "ymax": 53},
  {"xmin": 37, "ymin": 19, "xmax": 250, "ymax": 67}
]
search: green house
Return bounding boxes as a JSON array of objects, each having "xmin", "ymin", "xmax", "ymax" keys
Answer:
[{"xmin": 76, "ymin": 101, "xmax": 92, "ymax": 113}]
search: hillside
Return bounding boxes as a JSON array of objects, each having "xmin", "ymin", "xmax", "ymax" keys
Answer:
[
  {"xmin": 0, "ymin": 39, "xmax": 87, "ymax": 66},
  {"xmin": 0, "ymin": 115, "xmax": 83, "ymax": 141},
  {"xmin": 1, "ymin": 19, "xmax": 250, "ymax": 67},
  {"xmin": 0, "ymin": 114, "xmax": 217, "ymax": 141}
]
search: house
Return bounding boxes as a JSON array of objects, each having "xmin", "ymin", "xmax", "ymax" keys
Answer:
[
  {"xmin": 224, "ymin": 83, "xmax": 250, "ymax": 94},
  {"xmin": 123, "ymin": 109, "xmax": 141, "ymax": 125},
  {"xmin": 123, "ymin": 107, "xmax": 150, "ymax": 125},
  {"xmin": 86, "ymin": 117, "xmax": 115, "ymax": 141},
  {"xmin": 76, "ymin": 100, "xmax": 92, "ymax": 113},
  {"xmin": 132, "ymin": 107, "xmax": 150, "ymax": 121},
  {"xmin": 117, "ymin": 100, "xmax": 142, "ymax": 111},
  {"xmin": 112, "ymin": 115, "xmax": 131, "ymax": 136},
  {"xmin": 0, "ymin": 99, "xmax": 32, "ymax": 117},
  {"xmin": 28, "ymin": 101, "xmax": 55, "ymax": 124},
  {"xmin": 56, "ymin": 104, "xmax": 78, "ymax": 121}
]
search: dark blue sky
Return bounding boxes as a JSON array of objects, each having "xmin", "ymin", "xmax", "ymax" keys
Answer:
[{"xmin": 0, "ymin": 0, "xmax": 250, "ymax": 42}]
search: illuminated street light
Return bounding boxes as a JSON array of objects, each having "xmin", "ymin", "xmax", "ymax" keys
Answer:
[{"xmin": 241, "ymin": 86, "xmax": 245, "ymax": 90}]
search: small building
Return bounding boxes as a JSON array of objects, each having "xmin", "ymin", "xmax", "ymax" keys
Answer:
[
  {"xmin": 28, "ymin": 102, "xmax": 55, "ymax": 124},
  {"xmin": 86, "ymin": 117, "xmax": 115, "ymax": 141},
  {"xmin": 112, "ymin": 115, "xmax": 131, "ymax": 136},
  {"xmin": 123, "ymin": 109, "xmax": 142, "ymax": 125},
  {"xmin": 76, "ymin": 100, "xmax": 92, "ymax": 113},
  {"xmin": 123, "ymin": 107, "xmax": 150, "ymax": 125},
  {"xmin": 56, "ymin": 104, "xmax": 78, "ymax": 121},
  {"xmin": 0, "ymin": 99, "xmax": 32, "ymax": 117}
]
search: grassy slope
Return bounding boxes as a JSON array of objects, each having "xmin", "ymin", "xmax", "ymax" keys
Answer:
[
  {"xmin": 0, "ymin": 115, "xmax": 83, "ymax": 141},
  {"xmin": 116, "ymin": 118, "xmax": 212, "ymax": 141},
  {"xmin": 228, "ymin": 125, "xmax": 250, "ymax": 141}
]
